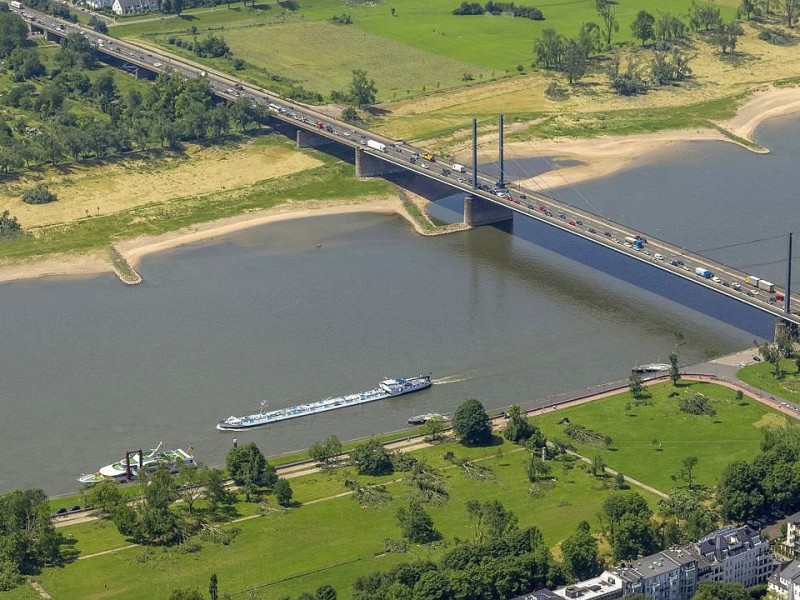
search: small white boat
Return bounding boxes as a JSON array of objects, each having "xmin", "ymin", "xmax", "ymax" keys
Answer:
[
  {"xmin": 407, "ymin": 412, "xmax": 449, "ymax": 426},
  {"xmin": 632, "ymin": 363, "xmax": 672, "ymax": 374}
]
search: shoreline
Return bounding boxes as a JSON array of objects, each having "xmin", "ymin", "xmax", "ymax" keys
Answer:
[
  {"xmin": 491, "ymin": 85, "xmax": 800, "ymax": 192},
  {"xmin": 2, "ymin": 86, "xmax": 800, "ymax": 285}
]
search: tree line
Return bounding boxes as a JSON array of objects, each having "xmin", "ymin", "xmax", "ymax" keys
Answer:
[
  {"xmin": 0, "ymin": 16, "xmax": 270, "ymax": 178},
  {"xmin": 452, "ymin": 1, "xmax": 544, "ymax": 20}
]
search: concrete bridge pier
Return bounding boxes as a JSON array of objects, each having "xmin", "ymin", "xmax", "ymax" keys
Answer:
[
  {"xmin": 775, "ymin": 319, "xmax": 799, "ymax": 343},
  {"xmin": 45, "ymin": 30, "xmax": 60, "ymax": 42},
  {"xmin": 463, "ymin": 194, "xmax": 513, "ymax": 227},
  {"xmin": 296, "ymin": 129, "xmax": 334, "ymax": 149},
  {"xmin": 355, "ymin": 149, "xmax": 405, "ymax": 178}
]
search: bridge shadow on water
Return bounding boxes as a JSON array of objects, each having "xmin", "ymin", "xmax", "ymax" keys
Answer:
[{"xmin": 433, "ymin": 193, "xmax": 774, "ymax": 340}]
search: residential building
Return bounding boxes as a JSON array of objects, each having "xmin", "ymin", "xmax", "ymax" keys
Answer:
[
  {"xmin": 111, "ymin": 0, "xmax": 156, "ymax": 15},
  {"xmin": 693, "ymin": 525, "xmax": 776, "ymax": 587},
  {"xmin": 610, "ymin": 548, "xmax": 698, "ymax": 600},
  {"xmin": 780, "ymin": 512, "xmax": 800, "ymax": 559},
  {"xmin": 769, "ymin": 560, "xmax": 800, "ymax": 600},
  {"xmin": 84, "ymin": 0, "xmax": 113, "ymax": 10},
  {"xmin": 556, "ymin": 572, "xmax": 624, "ymax": 600}
]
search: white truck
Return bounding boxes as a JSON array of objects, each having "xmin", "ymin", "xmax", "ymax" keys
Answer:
[
  {"xmin": 695, "ymin": 267, "xmax": 713, "ymax": 279},
  {"xmin": 745, "ymin": 275, "xmax": 760, "ymax": 288},
  {"xmin": 758, "ymin": 280, "xmax": 775, "ymax": 292},
  {"xmin": 367, "ymin": 140, "xmax": 387, "ymax": 152},
  {"xmin": 452, "ymin": 163, "xmax": 467, "ymax": 173},
  {"xmin": 10, "ymin": 1, "xmax": 23, "ymax": 8}
]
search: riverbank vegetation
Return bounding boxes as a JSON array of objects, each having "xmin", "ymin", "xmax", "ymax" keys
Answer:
[{"xmin": 4, "ymin": 385, "xmax": 793, "ymax": 598}]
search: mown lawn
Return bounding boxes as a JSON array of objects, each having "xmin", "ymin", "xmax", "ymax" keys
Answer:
[
  {"xmin": 532, "ymin": 381, "xmax": 792, "ymax": 493},
  {"xmin": 39, "ymin": 440, "xmax": 659, "ymax": 599},
  {"xmin": 738, "ymin": 359, "xmax": 800, "ymax": 404}
]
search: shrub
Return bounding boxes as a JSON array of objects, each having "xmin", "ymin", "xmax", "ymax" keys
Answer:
[
  {"xmin": 0, "ymin": 210, "xmax": 22, "ymax": 237},
  {"xmin": 21, "ymin": 183, "xmax": 57, "ymax": 205},
  {"xmin": 758, "ymin": 27, "xmax": 792, "ymax": 46},
  {"xmin": 544, "ymin": 81, "xmax": 568, "ymax": 100},
  {"xmin": 678, "ymin": 392, "xmax": 716, "ymax": 416}
]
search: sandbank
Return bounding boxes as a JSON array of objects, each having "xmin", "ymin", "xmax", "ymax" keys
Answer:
[
  {"xmin": 3, "ymin": 85, "xmax": 800, "ymax": 285},
  {"xmin": 491, "ymin": 85, "xmax": 800, "ymax": 193}
]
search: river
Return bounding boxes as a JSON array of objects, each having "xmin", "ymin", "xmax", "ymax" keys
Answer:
[{"xmin": 3, "ymin": 116, "xmax": 798, "ymax": 496}]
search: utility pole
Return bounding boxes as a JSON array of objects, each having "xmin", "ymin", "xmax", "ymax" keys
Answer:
[
  {"xmin": 786, "ymin": 232, "xmax": 793, "ymax": 315},
  {"xmin": 472, "ymin": 118, "xmax": 478, "ymax": 190},
  {"xmin": 497, "ymin": 114, "xmax": 505, "ymax": 189}
]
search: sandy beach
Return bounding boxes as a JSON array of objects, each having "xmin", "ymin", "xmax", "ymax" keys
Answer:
[
  {"xmin": 498, "ymin": 85, "xmax": 800, "ymax": 192},
  {"xmin": 3, "ymin": 85, "xmax": 800, "ymax": 286}
]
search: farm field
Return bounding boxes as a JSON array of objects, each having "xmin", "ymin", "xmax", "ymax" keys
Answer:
[
  {"xmin": 30, "ymin": 441, "xmax": 660, "ymax": 600},
  {"xmin": 532, "ymin": 380, "xmax": 792, "ymax": 493}
]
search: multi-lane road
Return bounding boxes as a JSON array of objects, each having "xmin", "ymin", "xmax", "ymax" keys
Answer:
[{"xmin": 15, "ymin": 5, "xmax": 800, "ymax": 326}]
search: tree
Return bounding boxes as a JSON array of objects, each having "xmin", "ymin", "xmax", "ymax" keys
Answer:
[
  {"xmin": 710, "ymin": 21, "xmax": 745, "ymax": 54},
  {"xmin": 350, "ymin": 438, "xmax": 394, "ymax": 476},
  {"xmin": 527, "ymin": 455, "xmax": 551, "ymax": 482},
  {"xmin": 274, "ymin": 478, "xmax": 293, "ymax": 507},
  {"xmin": 503, "ymin": 405, "xmax": 533, "ymax": 443},
  {"xmin": 689, "ymin": 2, "xmax": 723, "ymax": 31},
  {"xmin": 669, "ymin": 351, "xmax": 680, "ymax": 385},
  {"xmin": 310, "ymin": 435, "xmax": 343, "ymax": 467},
  {"xmin": 656, "ymin": 12, "xmax": 686, "ymax": 40},
  {"xmin": 396, "ymin": 500, "xmax": 440, "ymax": 543},
  {"xmin": 423, "ymin": 416, "xmax": 447, "ymax": 443},
  {"xmin": 694, "ymin": 582, "xmax": 751, "ymax": 600},
  {"xmin": 631, "ymin": 10, "xmax": 656, "ymax": 45},
  {"xmin": 341, "ymin": 106, "xmax": 358, "ymax": 123},
  {"xmin": 717, "ymin": 460, "xmax": 765, "ymax": 522},
  {"xmin": 759, "ymin": 341, "xmax": 784, "ymax": 378},
  {"xmin": 452, "ymin": 398, "xmax": 492, "ymax": 446},
  {"xmin": 0, "ymin": 12, "xmax": 28, "ymax": 59},
  {"xmin": 591, "ymin": 454, "xmax": 606, "ymax": 477},
  {"xmin": 738, "ymin": 0, "xmax": 758, "ymax": 19},
  {"xmin": 88, "ymin": 15, "xmax": 108, "ymax": 34},
  {"xmin": 209, "ymin": 574, "xmax": 218, "ymax": 600},
  {"xmin": 578, "ymin": 21, "xmax": 603, "ymax": 57},
  {"xmin": 315, "ymin": 584, "xmax": 337, "ymax": 600},
  {"xmin": 203, "ymin": 468, "xmax": 235, "ymax": 515},
  {"xmin": 561, "ymin": 39, "xmax": 587, "ymax": 84},
  {"xmin": 465, "ymin": 499, "xmax": 519, "ymax": 543},
  {"xmin": 681, "ymin": 456, "xmax": 699, "ymax": 489},
  {"xmin": 0, "ymin": 489, "xmax": 62, "ymax": 589},
  {"xmin": 56, "ymin": 32, "xmax": 96, "ymax": 70},
  {"xmin": 596, "ymin": 0, "xmax": 619, "ymax": 47},
  {"xmin": 314, "ymin": 584, "xmax": 336, "ymax": 600},
  {"xmin": 534, "ymin": 28, "xmax": 564, "ymax": 69},
  {"xmin": 348, "ymin": 69, "xmax": 377, "ymax": 107},
  {"xmin": 226, "ymin": 442, "xmax": 276, "ymax": 487},
  {"xmin": 784, "ymin": 0, "xmax": 800, "ymax": 26},
  {"xmin": 561, "ymin": 521, "xmax": 601, "ymax": 580},
  {"xmin": 612, "ymin": 512, "xmax": 657, "ymax": 561},
  {"xmin": 628, "ymin": 371, "xmax": 644, "ymax": 398},
  {"xmin": 82, "ymin": 478, "xmax": 124, "ymax": 514}
]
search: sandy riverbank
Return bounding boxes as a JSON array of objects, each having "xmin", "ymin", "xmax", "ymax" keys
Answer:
[
  {"xmin": 495, "ymin": 85, "xmax": 800, "ymax": 192},
  {"xmin": 4, "ymin": 86, "xmax": 800, "ymax": 285}
]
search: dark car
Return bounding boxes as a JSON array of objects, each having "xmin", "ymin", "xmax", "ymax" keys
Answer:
[{"xmin": 588, "ymin": 228, "xmax": 597, "ymax": 234}]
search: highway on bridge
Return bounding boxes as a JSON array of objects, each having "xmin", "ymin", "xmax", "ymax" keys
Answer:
[{"xmin": 17, "ymin": 6, "xmax": 800, "ymax": 328}]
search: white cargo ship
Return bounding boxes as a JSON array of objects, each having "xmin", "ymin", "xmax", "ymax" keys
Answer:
[{"xmin": 217, "ymin": 375, "xmax": 433, "ymax": 431}]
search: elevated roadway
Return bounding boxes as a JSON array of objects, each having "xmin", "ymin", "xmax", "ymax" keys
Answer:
[{"xmin": 18, "ymin": 6, "xmax": 800, "ymax": 329}]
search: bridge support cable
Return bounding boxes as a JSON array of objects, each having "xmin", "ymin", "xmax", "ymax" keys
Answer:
[
  {"xmin": 498, "ymin": 114, "xmax": 505, "ymax": 189},
  {"xmin": 472, "ymin": 119, "xmax": 478, "ymax": 190},
  {"xmin": 787, "ymin": 232, "xmax": 794, "ymax": 315}
]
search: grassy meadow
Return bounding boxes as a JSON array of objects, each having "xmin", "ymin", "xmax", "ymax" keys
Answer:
[
  {"xmin": 31, "ymin": 440, "xmax": 660, "ymax": 600},
  {"xmin": 532, "ymin": 380, "xmax": 790, "ymax": 493},
  {"xmin": 111, "ymin": 0, "xmax": 739, "ymax": 102},
  {"xmin": 738, "ymin": 359, "xmax": 800, "ymax": 404}
]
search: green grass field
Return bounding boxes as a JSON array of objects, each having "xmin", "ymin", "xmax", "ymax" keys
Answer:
[
  {"xmin": 531, "ymin": 381, "xmax": 792, "ymax": 492},
  {"xmin": 35, "ymin": 441, "xmax": 659, "ymax": 599},
  {"xmin": 738, "ymin": 359, "xmax": 800, "ymax": 404},
  {"xmin": 111, "ymin": 0, "xmax": 739, "ymax": 101}
]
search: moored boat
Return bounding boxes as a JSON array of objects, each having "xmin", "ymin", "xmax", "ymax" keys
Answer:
[
  {"xmin": 217, "ymin": 374, "xmax": 433, "ymax": 431},
  {"xmin": 78, "ymin": 443, "xmax": 197, "ymax": 485},
  {"xmin": 407, "ymin": 412, "xmax": 448, "ymax": 426}
]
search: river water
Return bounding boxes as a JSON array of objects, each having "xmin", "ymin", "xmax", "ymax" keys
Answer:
[{"xmin": 2, "ymin": 116, "xmax": 798, "ymax": 496}]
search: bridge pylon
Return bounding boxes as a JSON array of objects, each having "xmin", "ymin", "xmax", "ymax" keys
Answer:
[
  {"xmin": 463, "ymin": 194, "xmax": 513, "ymax": 227},
  {"xmin": 354, "ymin": 148, "xmax": 405, "ymax": 178},
  {"xmin": 296, "ymin": 129, "xmax": 333, "ymax": 149}
]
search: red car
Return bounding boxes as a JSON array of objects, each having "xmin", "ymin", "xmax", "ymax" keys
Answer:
[
  {"xmin": 539, "ymin": 205, "xmax": 546, "ymax": 211},
  {"xmin": 568, "ymin": 220, "xmax": 576, "ymax": 226}
]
